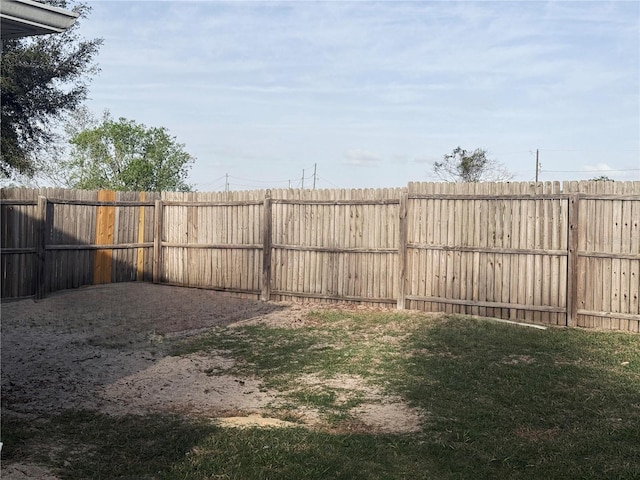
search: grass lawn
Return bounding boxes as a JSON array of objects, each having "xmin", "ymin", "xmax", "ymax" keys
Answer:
[{"xmin": 3, "ymin": 312, "xmax": 639, "ymax": 479}]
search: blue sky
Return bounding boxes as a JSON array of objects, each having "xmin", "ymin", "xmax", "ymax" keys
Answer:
[{"xmin": 80, "ymin": 1, "xmax": 639, "ymax": 191}]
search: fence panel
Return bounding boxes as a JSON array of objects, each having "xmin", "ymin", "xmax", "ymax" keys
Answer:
[
  {"xmin": 269, "ymin": 188, "xmax": 400, "ymax": 305},
  {"xmin": 405, "ymin": 182, "xmax": 569, "ymax": 324},
  {"xmin": 1, "ymin": 188, "xmax": 159, "ymax": 297},
  {"xmin": 575, "ymin": 181, "xmax": 640, "ymax": 332},
  {"xmin": 0, "ymin": 188, "xmax": 38, "ymax": 298},
  {"xmin": 158, "ymin": 190, "xmax": 264, "ymax": 296}
]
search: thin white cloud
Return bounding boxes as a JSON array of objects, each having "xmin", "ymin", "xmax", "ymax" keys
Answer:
[
  {"xmin": 343, "ymin": 149, "xmax": 382, "ymax": 167},
  {"xmin": 584, "ymin": 163, "xmax": 616, "ymax": 173}
]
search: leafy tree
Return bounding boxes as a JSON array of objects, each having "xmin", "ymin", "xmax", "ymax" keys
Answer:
[
  {"xmin": 591, "ymin": 175, "xmax": 614, "ymax": 182},
  {"xmin": 63, "ymin": 112, "xmax": 194, "ymax": 192},
  {"xmin": 1, "ymin": 1, "xmax": 102, "ymax": 179},
  {"xmin": 433, "ymin": 147, "xmax": 513, "ymax": 183}
]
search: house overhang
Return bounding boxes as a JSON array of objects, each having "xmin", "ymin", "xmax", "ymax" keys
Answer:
[{"xmin": 1, "ymin": 0, "xmax": 78, "ymax": 40}]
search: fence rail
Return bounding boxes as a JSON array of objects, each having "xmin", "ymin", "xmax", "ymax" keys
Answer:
[{"xmin": 2, "ymin": 181, "xmax": 639, "ymax": 332}]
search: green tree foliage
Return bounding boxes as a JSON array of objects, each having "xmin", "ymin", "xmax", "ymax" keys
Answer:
[
  {"xmin": 0, "ymin": 1, "xmax": 102, "ymax": 179},
  {"xmin": 64, "ymin": 113, "xmax": 194, "ymax": 192},
  {"xmin": 433, "ymin": 147, "xmax": 513, "ymax": 183},
  {"xmin": 591, "ymin": 175, "xmax": 614, "ymax": 182}
]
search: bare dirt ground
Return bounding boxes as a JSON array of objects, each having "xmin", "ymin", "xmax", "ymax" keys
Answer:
[{"xmin": 1, "ymin": 283, "xmax": 421, "ymax": 478}]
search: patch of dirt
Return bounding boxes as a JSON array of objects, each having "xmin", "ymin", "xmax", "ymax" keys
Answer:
[
  {"xmin": 99, "ymin": 354, "xmax": 276, "ymax": 416},
  {"xmin": 353, "ymin": 402, "xmax": 423, "ymax": 434},
  {"xmin": 229, "ymin": 303, "xmax": 322, "ymax": 329},
  {"xmin": 295, "ymin": 373, "xmax": 423, "ymax": 433},
  {"xmin": 214, "ymin": 414, "xmax": 298, "ymax": 429},
  {"xmin": 1, "ymin": 283, "xmax": 287, "ymax": 416},
  {"xmin": 514, "ymin": 426, "xmax": 560, "ymax": 441},
  {"xmin": 1, "ymin": 283, "xmax": 422, "ymax": 472},
  {"xmin": 501, "ymin": 354, "xmax": 536, "ymax": 365}
]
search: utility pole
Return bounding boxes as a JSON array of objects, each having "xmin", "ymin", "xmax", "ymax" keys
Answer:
[
  {"xmin": 313, "ymin": 163, "xmax": 317, "ymax": 189},
  {"xmin": 535, "ymin": 149, "xmax": 540, "ymax": 183},
  {"xmin": 301, "ymin": 169, "xmax": 305, "ymax": 189},
  {"xmin": 225, "ymin": 173, "xmax": 229, "ymax": 192}
]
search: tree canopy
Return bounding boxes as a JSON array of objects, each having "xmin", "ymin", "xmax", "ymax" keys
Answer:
[
  {"xmin": 433, "ymin": 147, "xmax": 512, "ymax": 183},
  {"xmin": 63, "ymin": 113, "xmax": 194, "ymax": 192},
  {"xmin": 591, "ymin": 175, "xmax": 614, "ymax": 182},
  {"xmin": 0, "ymin": 1, "xmax": 102, "ymax": 179}
]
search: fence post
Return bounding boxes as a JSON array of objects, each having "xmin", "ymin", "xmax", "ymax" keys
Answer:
[
  {"xmin": 136, "ymin": 192, "xmax": 146, "ymax": 281},
  {"xmin": 153, "ymin": 199, "xmax": 163, "ymax": 284},
  {"xmin": 261, "ymin": 190, "xmax": 273, "ymax": 301},
  {"xmin": 35, "ymin": 196, "xmax": 48, "ymax": 299},
  {"xmin": 566, "ymin": 194, "xmax": 580, "ymax": 326},
  {"xmin": 397, "ymin": 191, "xmax": 408, "ymax": 309}
]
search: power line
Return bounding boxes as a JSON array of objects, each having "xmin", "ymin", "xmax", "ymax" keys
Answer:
[
  {"xmin": 227, "ymin": 175, "xmax": 291, "ymax": 184},
  {"xmin": 192, "ymin": 174, "xmax": 227, "ymax": 188},
  {"xmin": 538, "ymin": 149, "xmax": 639, "ymax": 153},
  {"xmin": 542, "ymin": 168, "xmax": 640, "ymax": 173},
  {"xmin": 316, "ymin": 175, "xmax": 340, "ymax": 188}
]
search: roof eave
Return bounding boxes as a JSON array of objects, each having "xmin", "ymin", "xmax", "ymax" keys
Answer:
[{"xmin": 1, "ymin": 0, "xmax": 79, "ymax": 40}]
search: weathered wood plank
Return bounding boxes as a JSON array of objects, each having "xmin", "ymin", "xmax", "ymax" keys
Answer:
[
  {"xmin": 261, "ymin": 192, "xmax": 272, "ymax": 301},
  {"xmin": 397, "ymin": 192, "xmax": 408, "ymax": 309},
  {"xmin": 47, "ymin": 243, "xmax": 154, "ymax": 250},
  {"xmin": 566, "ymin": 193, "xmax": 580, "ymax": 327},
  {"xmin": 405, "ymin": 295, "xmax": 566, "ymax": 313},
  {"xmin": 93, "ymin": 190, "xmax": 116, "ymax": 285},
  {"xmin": 153, "ymin": 200, "xmax": 164, "ymax": 283},
  {"xmin": 136, "ymin": 192, "xmax": 146, "ymax": 281},
  {"xmin": 271, "ymin": 289, "xmax": 396, "ymax": 304},
  {"xmin": 35, "ymin": 196, "xmax": 47, "ymax": 299}
]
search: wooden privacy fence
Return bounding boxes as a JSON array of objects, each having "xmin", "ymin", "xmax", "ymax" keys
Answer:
[
  {"xmin": 1, "ymin": 181, "xmax": 639, "ymax": 332},
  {"xmin": 0, "ymin": 188, "xmax": 160, "ymax": 298}
]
